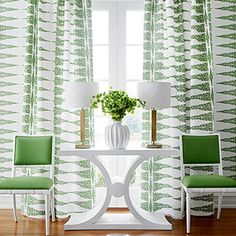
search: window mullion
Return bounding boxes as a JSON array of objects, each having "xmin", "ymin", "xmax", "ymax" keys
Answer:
[
  {"xmin": 109, "ymin": 2, "xmax": 118, "ymax": 89},
  {"xmin": 117, "ymin": 2, "xmax": 126, "ymax": 91}
]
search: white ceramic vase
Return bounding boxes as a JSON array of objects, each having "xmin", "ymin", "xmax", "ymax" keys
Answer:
[{"xmin": 105, "ymin": 121, "xmax": 130, "ymax": 150}]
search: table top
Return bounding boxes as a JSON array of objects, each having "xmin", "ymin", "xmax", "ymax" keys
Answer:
[{"xmin": 60, "ymin": 147, "xmax": 180, "ymax": 156}]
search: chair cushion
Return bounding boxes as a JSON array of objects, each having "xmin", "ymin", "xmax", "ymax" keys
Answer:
[
  {"xmin": 0, "ymin": 176, "xmax": 53, "ymax": 189},
  {"xmin": 182, "ymin": 175, "xmax": 236, "ymax": 188}
]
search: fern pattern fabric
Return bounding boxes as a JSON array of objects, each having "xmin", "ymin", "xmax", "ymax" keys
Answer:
[
  {"xmin": 21, "ymin": 0, "xmax": 95, "ymax": 218},
  {"xmin": 212, "ymin": 1, "xmax": 236, "ymax": 185},
  {"xmin": 0, "ymin": 1, "xmax": 27, "ymax": 179},
  {"xmin": 0, "ymin": 0, "xmax": 235, "ymax": 219},
  {"xmin": 141, "ymin": 0, "xmax": 214, "ymax": 218}
]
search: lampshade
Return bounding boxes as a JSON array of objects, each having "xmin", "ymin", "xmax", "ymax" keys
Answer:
[
  {"xmin": 64, "ymin": 81, "xmax": 99, "ymax": 108},
  {"xmin": 137, "ymin": 81, "xmax": 171, "ymax": 109}
]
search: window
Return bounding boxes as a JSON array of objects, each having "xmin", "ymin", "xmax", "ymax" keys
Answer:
[
  {"xmin": 92, "ymin": 1, "xmax": 144, "ymax": 147},
  {"xmin": 92, "ymin": 0, "xmax": 144, "ymax": 207}
]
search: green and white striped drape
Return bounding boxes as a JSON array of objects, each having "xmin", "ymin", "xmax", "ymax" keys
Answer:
[
  {"xmin": 212, "ymin": 1, "xmax": 236, "ymax": 189},
  {"xmin": 21, "ymin": 0, "xmax": 95, "ymax": 218},
  {"xmin": 0, "ymin": 0, "xmax": 235, "ymax": 220},
  {"xmin": 141, "ymin": 0, "xmax": 214, "ymax": 218}
]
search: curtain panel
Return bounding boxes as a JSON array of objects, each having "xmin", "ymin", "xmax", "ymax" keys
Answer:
[
  {"xmin": 21, "ymin": 0, "xmax": 95, "ymax": 218},
  {"xmin": 212, "ymin": 1, "xmax": 236, "ymax": 187},
  {"xmin": 141, "ymin": 0, "xmax": 214, "ymax": 218}
]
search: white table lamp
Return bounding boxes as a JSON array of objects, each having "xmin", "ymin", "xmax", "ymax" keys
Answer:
[
  {"xmin": 64, "ymin": 81, "xmax": 99, "ymax": 149},
  {"xmin": 137, "ymin": 81, "xmax": 171, "ymax": 148}
]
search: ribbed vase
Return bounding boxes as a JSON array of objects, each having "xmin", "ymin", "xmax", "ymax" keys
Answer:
[{"xmin": 105, "ymin": 121, "xmax": 130, "ymax": 150}]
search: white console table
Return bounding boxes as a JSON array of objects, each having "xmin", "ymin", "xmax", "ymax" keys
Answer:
[{"xmin": 60, "ymin": 148, "xmax": 180, "ymax": 231}]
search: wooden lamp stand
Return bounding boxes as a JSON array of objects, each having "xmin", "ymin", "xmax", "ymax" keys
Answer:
[
  {"xmin": 75, "ymin": 108, "xmax": 90, "ymax": 149},
  {"xmin": 146, "ymin": 108, "xmax": 162, "ymax": 149}
]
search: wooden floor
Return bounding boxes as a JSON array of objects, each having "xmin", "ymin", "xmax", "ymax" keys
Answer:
[{"xmin": 0, "ymin": 208, "xmax": 236, "ymax": 236}]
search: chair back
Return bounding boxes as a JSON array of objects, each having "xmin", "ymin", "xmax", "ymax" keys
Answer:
[
  {"xmin": 181, "ymin": 134, "xmax": 221, "ymax": 165},
  {"xmin": 14, "ymin": 136, "xmax": 53, "ymax": 165}
]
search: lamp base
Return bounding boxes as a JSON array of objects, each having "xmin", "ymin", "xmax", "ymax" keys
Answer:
[
  {"xmin": 146, "ymin": 143, "xmax": 162, "ymax": 149},
  {"xmin": 75, "ymin": 144, "xmax": 90, "ymax": 149}
]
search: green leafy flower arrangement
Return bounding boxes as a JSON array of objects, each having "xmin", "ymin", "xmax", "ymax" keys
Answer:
[{"xmin": 91, "ymin": 89, "xmax": 146, "ymax": 122}]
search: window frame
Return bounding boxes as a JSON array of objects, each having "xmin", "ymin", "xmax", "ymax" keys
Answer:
[
  {"xmin": 92, "ymin": 0, "xmax": 144, "ymax": 207},
  {"xmin": 92, "ymin": 1, "xmax": 144, "ymax": 90}
]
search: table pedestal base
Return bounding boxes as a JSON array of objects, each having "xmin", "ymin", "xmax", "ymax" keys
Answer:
[
  {"xmin": 64, "ymin": 212, "xmax": 172, "ymax": 230},
  {"xmin": 60, "ymin": 149, "xmax": 180, "ymax": 232}
]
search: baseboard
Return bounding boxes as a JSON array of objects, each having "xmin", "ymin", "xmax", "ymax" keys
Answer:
[
  {"xmin": 214, "ymin": 194, "xmax": 236, "ymax": 208},
  {"xmin": 0, "ymin": 195, "xmax": 235, "ymax": 209},
  {"xmin": 0, "ymin": 195, "xmax": 21, "ymax": 209}
]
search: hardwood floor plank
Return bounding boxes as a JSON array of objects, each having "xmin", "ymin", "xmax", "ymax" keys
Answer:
[{"xmin": 0, "ymin": 209, "xmax": 235, "ymax": 235}]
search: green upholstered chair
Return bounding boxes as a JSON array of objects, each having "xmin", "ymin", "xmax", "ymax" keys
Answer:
[
  {"xmin": 180, "ymin": 133, "xmax": 236, "ymax": 234},
  {"xmin": 0, "ymin": 135, "xmax": 55, "ymax": 235}
]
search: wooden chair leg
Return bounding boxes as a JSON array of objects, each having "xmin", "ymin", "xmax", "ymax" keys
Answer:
[
  {"xmin": 186, "ymin": 192, "xmax": 191, "ymax": 234},
  {"xmin": 181, "ymin": 187, "xmax": 185, "ymax": 219},
  {"xmin": 51, "ymin": 189, "xmax": 55, "ymax": 222},
  {"xmin": 45, "ymin": 194, "xmax": 50, "ymax": 236},
  {"xmin": 12, "ymin": 194, "xmax": 17, "ymax": 223},
  {"xmin": 217, "ymin": 193, "xmax": 223, "ymax": 220}
]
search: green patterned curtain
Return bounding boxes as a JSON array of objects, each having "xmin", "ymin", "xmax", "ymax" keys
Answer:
[
  {"xmin": 21, "ymin": 0, "xmax": 95, "ymax": 218},
  {"xmin": 0, "ymin": 0, "xmax": 234, "ymax": 220},
  {"xmin": 212, "ymin": 1, "xmax": 236, "ymax": 187},
  {"xmin": 141, "ymin": 0, "xmax": 214, "ymax": 218},
  {"xmin": 0, "ymin": 1, "xmax": 27, "ymax": 181}
]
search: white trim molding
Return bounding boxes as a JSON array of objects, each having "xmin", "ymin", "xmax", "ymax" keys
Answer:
[
  {"xmin": 0, "ymin": 195, "xmax": 21, "ymax": 209},
  {"xmin": 0, "ymin": 195, "xmax": 236, "ymax": 210},
  {"xmin": 93, "ymin": 0, "xmax": 144, "ymax": 2}
]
